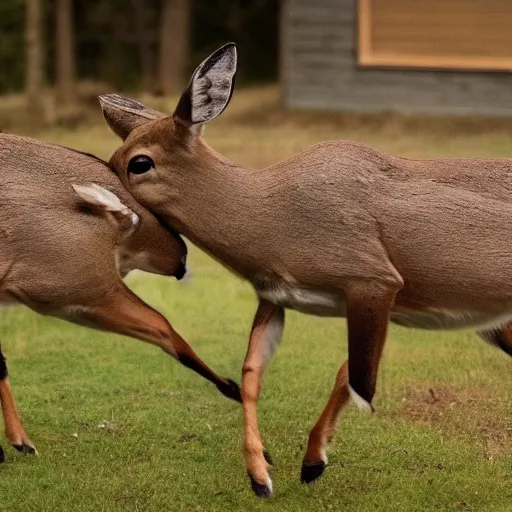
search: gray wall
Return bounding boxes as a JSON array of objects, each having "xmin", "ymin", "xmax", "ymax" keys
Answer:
[{"xmin": 281, "ymin": 0, "xmax": 512, "ymax": 116}]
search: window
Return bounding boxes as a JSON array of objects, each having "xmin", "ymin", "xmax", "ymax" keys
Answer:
[{"xmin": 358, "ymin": 0, "xmax": 512, "ymax": 71}]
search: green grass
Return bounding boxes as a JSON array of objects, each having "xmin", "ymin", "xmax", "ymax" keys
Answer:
[{"xmin": 0, "ymin": 87, "xmax": 511, "ymax": 511}]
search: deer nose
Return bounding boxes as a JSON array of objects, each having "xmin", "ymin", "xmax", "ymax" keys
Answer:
[{"xmin": 174, "ymin": 254, "xmax": 187, "ymax": 280}]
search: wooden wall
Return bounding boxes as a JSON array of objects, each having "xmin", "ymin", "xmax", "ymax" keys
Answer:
[{"xmin": 281, "ymin": 0, "xmax": 512, "ymax": 116}]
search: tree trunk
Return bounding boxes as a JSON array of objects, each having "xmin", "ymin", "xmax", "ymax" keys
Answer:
[
  {"xmin": 55, "ymin": 0, "xmax": 75, "ymax": 105},
  {"xmin": 25, "ymin": 0, "xmax": 44, "ymax": 107},
  {"xmin": 159, "ymin": 0, "xmax": 190, "ymax": 96},
  {"xmin": 132, "ymin": 0, "xmax": 154, "ymax": 93}
]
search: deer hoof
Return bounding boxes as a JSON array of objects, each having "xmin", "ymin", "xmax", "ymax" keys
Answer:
[
  {"xmin": 12, "ymin": 442, "xmax": 38, "ymax": 456},
  {"xmin": 217, "ymin": 378, "xmax": 242, "ymax": 403},
  {"xmin": 300, "ymin": 460, "xmax": 327, "ymax": 484},
  {"xmin": 0, "ymin": 445, "xmax": 4, "ymax": 463},
  {"xmin": 248, "ymin": 473, "xmax": 273, "ymax": 498}
]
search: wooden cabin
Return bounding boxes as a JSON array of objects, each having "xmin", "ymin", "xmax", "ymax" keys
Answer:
[{"xmin": 280, "ymin": 0, "xmax": 512, "ymax": 116}]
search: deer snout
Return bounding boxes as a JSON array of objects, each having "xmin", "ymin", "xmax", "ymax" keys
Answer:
[{"xmin": 174, "ymin": 254, "xmax": 187, "ymax": 280}]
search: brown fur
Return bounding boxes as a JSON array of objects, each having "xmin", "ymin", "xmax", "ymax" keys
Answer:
[
  {"xmin": 99, "ymin": 44, "xmax": 512, "ymax": 496},
  {"xmin": 0, "ymin": 345, "xmax": 34, "ymax": 454},
  {"xmin": 0, "ymin": 132, "xmax": 241, "ymax": 460}
]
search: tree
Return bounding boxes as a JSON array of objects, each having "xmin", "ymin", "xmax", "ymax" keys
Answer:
[
  {"xmin": 131, "ymin": 0, "xmax": 155, "ymax": 93},
  {"xmin": 159, "ymin": 0, "xmax": 190, "ymax": 95},
  {"xmin": 55, "ymin": 0, "xmax": 75, "ymax": 105},
  {"xmin": 25, "ymin": 0, "xmax": 44, "ymax": 107}
]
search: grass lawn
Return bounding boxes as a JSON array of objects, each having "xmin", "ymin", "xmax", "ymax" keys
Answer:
[{"xmin": 0, "ymin": 86, "xmax": 511, "ymax": 511}]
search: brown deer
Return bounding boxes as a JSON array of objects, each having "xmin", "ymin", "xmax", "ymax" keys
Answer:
[
  {"xmin": 0, "ymin": 132, "xmax": 241, "ymax": 462},
  {"xmin": 99, "ymin": 44, "xmax": 512, "ymax": 497}
]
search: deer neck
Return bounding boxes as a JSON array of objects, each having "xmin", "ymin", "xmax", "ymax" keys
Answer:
[{"xmin": 167, "ymin": 141, "xmax": 267, "ymax": 278}]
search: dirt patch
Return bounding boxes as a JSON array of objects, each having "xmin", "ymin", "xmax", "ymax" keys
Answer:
[{"xmin": 395, "ymin": 383, "xmax": 512, "ymax": 459}]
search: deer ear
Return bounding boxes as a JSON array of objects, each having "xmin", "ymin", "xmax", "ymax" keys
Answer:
[
  {"xmin": 73, "ymin": 183, "xmax": 140, "ymax": 231},
  {"xmin": 173, "ymin": 43, "xmax": 237, "ymax": 126},
  {"xmin": 98, "ymin": 94, "xmax": 166, "ymax": 140}
]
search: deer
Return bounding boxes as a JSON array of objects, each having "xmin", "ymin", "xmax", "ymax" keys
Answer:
[
  {"xmin": 98, "ymin": 43, "xmax": 512, "ymax": 498},
  {"xmin": 0, "ymin": 132, "xmax": 241, "ymax": 462}
]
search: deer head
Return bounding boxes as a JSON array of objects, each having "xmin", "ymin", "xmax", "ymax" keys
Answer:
[
  {"xmin": 72, "ymin": 181, "xmax": 187, "ymax": 279},
  {"xmin": 98, "ymin": 43, "xmax": 238, "ymax": 237}
]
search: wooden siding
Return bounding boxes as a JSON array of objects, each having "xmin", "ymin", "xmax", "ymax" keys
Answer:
[{"xmin": 281, "ymin": 0, "xmax": 512, "ymax": 116}]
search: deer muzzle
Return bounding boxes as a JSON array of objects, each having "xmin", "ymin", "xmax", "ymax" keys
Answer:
[{"xmin": 174, "ymin": 254, "xmax": 187, "ymax": 280}]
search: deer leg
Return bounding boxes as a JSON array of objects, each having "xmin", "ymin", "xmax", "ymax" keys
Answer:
[
  {"xmin": 242, "ymin": 299, "xmax": 284, "ymax": 498},
  {"xmin": 51, "ymin": 284, "xmax": 241, "ymax": 403},
  {"xmin": 301, "ymin": 360, "xmax": 349, "ymax": 483},
  {"xmin": 346, "ymin": 285, "xmax": 396, "ymax": 411},
  {"xmin": 0, "ymin": 344, "xmax": 37, "ymax": 458},
  {"xmin": 301, "ymin": 285, "xmax": 397, "ymax": 484}
]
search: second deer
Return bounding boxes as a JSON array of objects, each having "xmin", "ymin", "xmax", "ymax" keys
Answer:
[{"xmin": 0, "ymin": 132, "xmax": 240, "ymax": 461}]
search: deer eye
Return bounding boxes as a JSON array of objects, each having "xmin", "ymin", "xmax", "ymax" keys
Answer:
[{"xmin": 128, "ymin": 156, "xmax": 154, "ymax": 175}]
